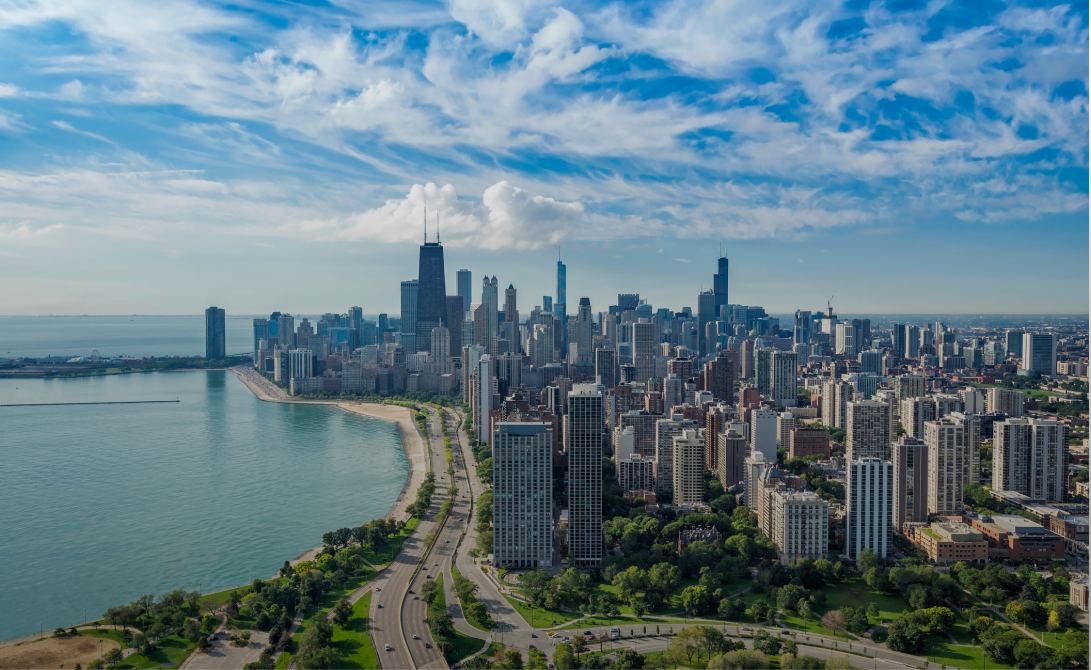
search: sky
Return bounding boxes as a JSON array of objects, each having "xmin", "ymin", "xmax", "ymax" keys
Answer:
[{"xmin": 0, "ymin": 0, "xmax": 1087, "ymax": 316}]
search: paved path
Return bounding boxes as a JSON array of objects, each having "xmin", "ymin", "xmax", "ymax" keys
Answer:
[{"xmin": 183, "ymin": 631, "xmax": 269, "ymax": 669}]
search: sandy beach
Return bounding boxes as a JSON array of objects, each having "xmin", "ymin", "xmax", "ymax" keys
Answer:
[{"xmin": 229, "ymin": 366, "xmax": 431, "ymax": 570}]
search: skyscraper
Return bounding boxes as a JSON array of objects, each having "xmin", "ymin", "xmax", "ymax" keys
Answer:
[
  {"xmin": 457, "ymin": 268, "xmax": 472, "ymax": 314},
  {"xmin": 672, "ymin": 429, "xmax": 705, "ymax": 507},
  {"xmin": 504, "ymin": 284, "xmax": 518, "ymax": 324},
  {"xmin": 632, "ymin": 321, "xmax": 656, "ymax": 383},
  {"xmin": 697, "ymin": 289, "xmax": 716, "ymax": 356},
  {"xmin": 482, "ymin": 276, "xmax": 499, "ymax": 355},
  {"xmin": 994, "ymin": 417, "xmax": 1066, "ymax": 501},
  {"xmin": 205, "ymin": 307, "xmax": 225, "ymax": 359},
  {"xmin": 400, "ymin": 279, "xmax": 418, "ymax": 347},
  {"xmin": 595, "ymin": 348, "xmax": 618, "ymax": 389},
  {"xmin": 445, "ymin": 295, "xmax": 464, "ymax": 354},
  {"xmin": 846, "ymin": 399, "xmax": 893, "ymax": 461},
  {"xmin": 566, "ymin": 383, "xmax": 603, "ymax": 566},
  {"xmin": 554, "ymin": 256, "xmax": 567, "ymax": 356},
  {"xmin": 1021, "ymin": 333, "xmax": 1057, "ymax": 376},
  {"xmin": 415, "ymin": 226, "xmax": 448, "ymax": 353},
  {"xmin": 893, "ymin": 436, "xmax": 928, "ymax": 529},
  {"xmin": 252, "ymin": 318, "xmax": 268, "ymax": 367},
  {"xmin": 493, "ymin": 422, "xmax": 553, "ymax": 568},
  {"xmin": 846, "ymin": 458, "xmax": 893, "ymax": 562},
  {"xmin": 770, "ymin": 350, "xmax": 797, "ymax": 407},
  {"xmin": 576, "ymin": 297, "xmax": 592, "ymax": 363},
  {"xmin": 925, "ymin": 418, "xmax": 965, "ymax": 515},
  {"xmin": 713, "ymin": 255, "xmax": 729, "ymax": 315}
]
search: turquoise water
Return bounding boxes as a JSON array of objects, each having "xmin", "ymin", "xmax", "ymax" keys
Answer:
[{"xmin": 0, "ymin": 371, "xmax": 407, "ymax": 642}]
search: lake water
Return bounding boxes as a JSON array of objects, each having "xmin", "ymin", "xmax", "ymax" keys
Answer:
[{"xmin": 0, "ymin": 370, "xmax": 408, "ymax": 642}]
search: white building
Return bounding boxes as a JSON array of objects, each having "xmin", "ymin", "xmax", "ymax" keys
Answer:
[
  {"xmin": 655, "ymin": 415, "xmax": 698, "ymax": 493},
  {"xmin": 288, "ymin": 348, "xmax": 312, "ymax": 383},
  {"xmin": 846, "ymin": 399, "xmax": 893, "ymax": 461},
  {"xmin": 618, "ymin": 455, "xmax": 656, "ymax": 493},
  {"xmin": 987, "ymin": 387, "xmax": 1025, "ymax": 416},
  {"xmin": 1021, "ymin": 333, "xmax": 1057, "ymax": 377},
  {"xmin": 994, "ymin": 418, "xmax": 1067, "ymax": 502},
  {"xmin": 835, "ymin": 322, "xmax": 857, "ymax": 356},
  {"xmin": 750, "ymin": 407, "xmax": 778, "ymax": 462},
  {"xmin": 672, "ymin": 429, "xmax": 705, "ymax": 507},
  {"xmin": 900, "ymin": 397, "xmax": 936, "ymax": 438},
  {"xmin": 821, "ymin": 379, "xmax": 853, "ymax": 429},
  {"xmin": 925, "ymin": 418, "xmax": 965, "ymax": 515},
  {"xmin": 771, "ymin": 490, "xmax": 829, "ymax": 563},
  {"xmin": 959, "ymin": 388, "xmax": 985, "ymax": 415},
  {"xmin": 777, "ymin": 412, "xmax": 795, "ymax": 453},
  {"xmin": 744, "ymin": 451, "xmax": 771, "ymax": 509},
  {"xmin": 566, "ymin": 383, "xmax": 603, "ymax": 566},
  {"xmin": 492, "ymin": 422, "xmax": 553, "ymax": 568},
  {"xmin": 770, "ymin": 350, "xmax": 798, "ymax": 407},
  {"xmin": 948, "ymin": 411, "xmax": 982, "ymax": 488},
  {"xmin": 846, "ymin": 458, "xmax": 893, "ymax": 562}
]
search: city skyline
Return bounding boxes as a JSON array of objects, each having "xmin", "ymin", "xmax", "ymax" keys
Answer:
[{"xmin": 0, "ymin": 1, "xmax": 1087, "ymax": 315}]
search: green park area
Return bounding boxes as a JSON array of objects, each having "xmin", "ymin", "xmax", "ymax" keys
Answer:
[
  {"xmin": 360, "ymin": 518, "xmax": 420, "ymax": 567},
  {"xmin": 426, "ymin": 573, "xmax": 488, "ymax": 665},
  {"xmin": 328, "ymin": 592, "xmax": 379, "ymax": 669}
]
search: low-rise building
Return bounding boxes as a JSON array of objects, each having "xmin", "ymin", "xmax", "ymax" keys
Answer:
[
  {"xmin": 677, "ymin": 527, "xmax": 722, "ymax": 552},
  {"xmin": 965, "ymin": 514, "xmax": 1066, "ymax": 565},
  {"xmin": 790, "ymin": 426, "xmax": 831, "ymax": 460},
  {"xmin": 910, "ymin": 521, "xmax": 988, "ymax": 564},
  {"xmin": 1070, "ymin": 577, "xmax": 1089, "ymax": 612},
  {"xmin": 618, "ymin": 455, "xmax": 656, "ymax": 494}
]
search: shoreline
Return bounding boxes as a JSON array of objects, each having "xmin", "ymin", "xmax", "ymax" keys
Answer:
[
  {"xmin": 0, "ymin": 367, "xmax": 430, "ymax": 647},
  {"xmin": 228, "ymin": 366, "xmax": 430, "ymax": 571}
]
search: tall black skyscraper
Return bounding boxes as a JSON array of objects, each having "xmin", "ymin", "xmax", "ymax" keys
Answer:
[
  {"xmin": 713, "ymin": 255, "xmax": 729, "ymax": 316},
  {"xmin": 205, "ymin": 306, "xmax": 226, "ymax": 359},
  {"xmin": 415, "ymin": 220, "xmax": 447, "ymax": 351}
]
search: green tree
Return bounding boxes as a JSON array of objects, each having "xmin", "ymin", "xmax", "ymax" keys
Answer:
[
  {"xmin": 552, "ymin": 642, "xmax": 577, "ymax": 670},
  {"xmin": 331, "ymin": 598, "xmax": 352, "ymax": 626},
  {"xmin": 497, "ymin": 649, "xmax": 524, "ymax": 669},
  {"xmin": 299, "ymin": 646, "xmax": 342, "ymax": 669},
  {"xmin": 681, "ymin": 585, "xmax": 711, "ymax": 616},
  {"xmin": 750, "ymin": 600, "xmax": 770, "ymax": 623},
  {"xmin": 526, "ymin": 647, "xmax": 548, "ymax": 670},
  {"xmin": 571, "ymin": 635, "xmax": 588, "ymax": 661},
  {"xmin": 857, "ymin": 548, "xmax": 879, "ymax": 574},
  {"xmin": 866, "ymin": 602, "xmax": 880, "ymax": 622}
]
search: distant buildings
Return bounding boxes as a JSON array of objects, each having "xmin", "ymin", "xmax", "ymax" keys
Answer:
[
  {"xmin": 205, "ymin": 306, "xmax": 225, "ymax": 359},
  {"xmin": 1021, "ymin": 333, "xmax": 1057, "ymax": 377}
]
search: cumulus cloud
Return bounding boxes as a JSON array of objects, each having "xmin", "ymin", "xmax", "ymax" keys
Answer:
[{"xmin": 285, "ymin": 181, "xmax": 583, "ymax": 250}]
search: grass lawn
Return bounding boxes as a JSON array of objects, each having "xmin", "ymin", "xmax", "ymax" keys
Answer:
[
  {"xmin": 505, "ymin": 594, "xmax": 583, "ymax": 627},
  {"xmin": 115, "ymin": 634, "xmax": 196, "ymax": 669},
  {"xmin": 198, "ymin": 577, "xmax": 290, "ymax": 613},
  {"xmin": 779, "ymin": 609, "xmax": 852, "ymax": 640},
  {"xmin": 1023, "ymin": 620, "xmax": 1073, "ymax": 650},
  {"xmin": 593, "ymin": 582, "xmax": 634, "ymax": 614},
  {"xmin": 330, "ymin": 592, "xmax": 379, "ymax": 669},
  {"xmin": 556, "ymin": 615, "xmax": 690, "ymax": 631},
  {"xmin": 920, "ymin": 639, "xmax": 1016, "ymax": 670},
  {"xmin": 478, "ymin": 641, "xmax": 504, "ymax": 662},
  {"xmin": 452, "ymin": 565, "xmax": 494, "ymax": 631},
  {"xmin": 641, "ymin": 649, "xmax": 791, "ymax": 669},
  {"xmin": 432, "ymin": 572, "xmax": 490, "ymax": 665},
  {"xmin": 276, "ymin": 570, "xmax": 378, "ymax": 666},
  {"xmin": 361, "ymin": 518, "xmax": 420, "ymax": 567}
]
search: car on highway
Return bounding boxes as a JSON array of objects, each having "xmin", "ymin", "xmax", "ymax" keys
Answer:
[
  {"xmin": 408, "ymin": 589, "xmax": 414, "ymax": 593},
  {"xmin": 385, "ymin": 645, "xmax": 392, "ymax": 651},
  {"xmin": 377, "ymin": 604, "xmax": 383, "ymax": 608},
  {"xmin": 781, "ymin": 630, "xmax": 791, "ymax": 635},
  {"xmin": 374, "ymin": 587, "xmax": 381, "ymax": 591},
  {"xmin": 445, "ymin": 540, "xmax": 450, "ymax": 543},
  {"xmin": 413, "ymin": 596, "xmax": 419, "ymax": 600},
  {"xmin": 741, "ymin": 627, "xmax": 750, "ymax": 631},
  {"xmin": 425, "ymin": 643, "xmax": 432, "ymax": 649},
  {"xmin": 547, "ymin": 631, "xmax": 555, "ymax": 637},
  {"xmin": 584, "ymin": 631, "xmax": 592, "ymax": 636},
  {"xmin": 412, "ymin": 635, "xmax": 420, "ymax": 640},
  {"xmin": 586, "ymin": 634, "xmax": 596, "ymax": 640}
]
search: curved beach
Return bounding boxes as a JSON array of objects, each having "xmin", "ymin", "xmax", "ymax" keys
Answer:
[{"xmin": 229, "ymin": 366, "xmax": 431, "ymax": 570}]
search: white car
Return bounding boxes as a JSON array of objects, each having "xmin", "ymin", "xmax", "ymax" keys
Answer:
[{"xmin": 412, "ymin": 635, "xmax": 420, "ymax": 640}]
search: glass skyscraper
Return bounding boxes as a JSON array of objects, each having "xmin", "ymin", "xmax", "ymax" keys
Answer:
[
  {"xmin": 457, "ymin": 268, "xmax": 472, "ymax": 314},
  {"xmin": 415, "ymin": 241, "xmax": 448, "ymax": 352}
]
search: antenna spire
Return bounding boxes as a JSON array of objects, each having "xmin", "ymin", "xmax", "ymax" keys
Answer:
[
  {"xmin": 424, "ymin": 206, "xmax": 427, "ymax": 244},
  {"xmin": 437, "ymin": 213, "xmax": 440, "ymax": 244}
]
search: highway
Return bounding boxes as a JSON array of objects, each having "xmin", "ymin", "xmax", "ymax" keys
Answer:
[{"xmin": 374, "ymin": 406, "xmax": 486, "ymax": 670}]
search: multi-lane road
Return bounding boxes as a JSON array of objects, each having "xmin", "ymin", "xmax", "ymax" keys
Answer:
[{"xmin": 371, "ymin": 406, "xmax": 487, "ymax": 670}]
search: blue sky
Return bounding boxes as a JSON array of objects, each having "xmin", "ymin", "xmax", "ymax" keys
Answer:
[{"xmin": 0, "ymin": 0, "xmax": 1087, "ymax": 316}]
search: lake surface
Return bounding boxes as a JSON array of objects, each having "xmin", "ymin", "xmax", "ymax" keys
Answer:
[{"xmin": 0, "ymin": 371, "xmax": 407, "ymax": 642}]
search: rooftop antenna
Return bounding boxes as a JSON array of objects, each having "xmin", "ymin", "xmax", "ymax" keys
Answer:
[
  {"xmin": 424, "ymin": 206, "xmax": 427, "ymax": 244},
  {"xmin": 436, "ymin": 212, "xmax": 440, "ymax": 244}
]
